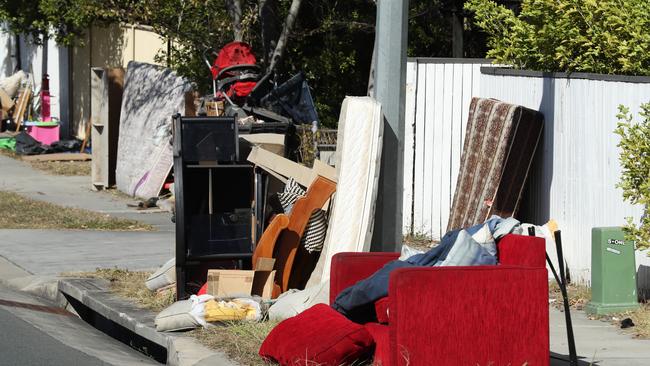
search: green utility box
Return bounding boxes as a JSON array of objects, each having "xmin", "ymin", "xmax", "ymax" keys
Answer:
[{"xmin": 585, "ymin": 227, "xmax": 639, "ymax": 315}]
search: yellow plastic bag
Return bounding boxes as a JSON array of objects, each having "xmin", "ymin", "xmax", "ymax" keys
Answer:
[{"xmin": 204, "ymin": 299, "xmax": 260, "ymax": 322}]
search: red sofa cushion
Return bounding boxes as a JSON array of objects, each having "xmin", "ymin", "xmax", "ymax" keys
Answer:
[
  {"xmin": 259, "ymin": 304, "xmax": 375, "ymax": 365},
  {"xmin": 389, "ymin": 266, "xmax": 549, "ymax": 366},
  {"xmin": 497, "ymin": 234, "xmax": 546, "ymax": 268},
  {"xmin": 375, "ymin": 297, "xmax": 390, "ymax": 324},
  {"xmin": 364, "ymin": 323, "xmax": 391, "ymax": 366},
  {"xmin": 330, "ymin": 252, "xmax": 400, "ymax": 304}
]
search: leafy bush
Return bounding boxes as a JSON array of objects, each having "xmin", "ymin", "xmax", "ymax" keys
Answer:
[
  {"xmin": 615, "ymin": 103, "xmax": 650, "ymax": 250},
  {"xmin": 465, "ymin": 0, "xmax": 650, "ymax": 75}
]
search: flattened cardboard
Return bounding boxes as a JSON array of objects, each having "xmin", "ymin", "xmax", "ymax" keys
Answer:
[
  {"xmin": 207, "ymin": 270, "xmax": 253, "ymax": 298},
  {"xmin": 207, "ymin": 268, "xmax": 276, "ymax": 300}
]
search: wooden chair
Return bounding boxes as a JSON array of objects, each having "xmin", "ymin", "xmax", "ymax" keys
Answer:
[{"xmin": 252, "ymin": 175, "xmax": 336, "ymax": 296}]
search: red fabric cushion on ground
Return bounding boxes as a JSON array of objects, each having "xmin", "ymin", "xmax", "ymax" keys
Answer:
[{"xmin": 259, "ymin": 304, "xmax": 374, "ymax": 366}]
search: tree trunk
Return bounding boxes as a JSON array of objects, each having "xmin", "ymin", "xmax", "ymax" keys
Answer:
[
  {"xmin": 258, "ymin": 0, "xmax": 280, "ymax": 66},
  {"xmin": 225, "ymin": 0, "xmax": 243, "ymax": 42},
  {"xmin": 268, "ymin": 0, "xmax": 303, "ymax": 73}
]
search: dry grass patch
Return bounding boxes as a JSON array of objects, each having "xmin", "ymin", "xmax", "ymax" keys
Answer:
[
  {"xmin": 0, "ymin": 191, "xmax": 152, "ymax": 231},
  {"xmin": 29, "ymin": 160, "xmax": 91, "ymax": 176},
  {"xmin": 192, "ymin": 320, "xmax": 280, "ymax": 366},
  {"xmin": 65, "ymin": 268, "xmax": 175, "ymax": 312},
  {"xmin": 0, "ymin": 148, "xmax": 90, "ymax": 176},
  {"xmin": 403, "ymin": 233, "xmax": 436, "ymax": 251},
  {"xmin": 549, "ymin": 282, "xmax": 592, "ymax": 311}
]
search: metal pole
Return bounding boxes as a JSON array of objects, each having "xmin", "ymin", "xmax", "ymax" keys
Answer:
[
  {"xmin": 371, "ymin": 0, "xmax": 409, "ymax": 252},
  {"xmin": 554, "ymin": 230, "xmax": 578, "ymax": 366}
]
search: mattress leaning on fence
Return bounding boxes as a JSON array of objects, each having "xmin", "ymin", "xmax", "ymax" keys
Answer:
[{"xmin": 447, "ymin": 97, "xmax": 544, "ymax": 231}]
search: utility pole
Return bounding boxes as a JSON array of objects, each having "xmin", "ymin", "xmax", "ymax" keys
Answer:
[{"xmin": 371, "ymin": 0, "xmax": 409, "ymax": 252}]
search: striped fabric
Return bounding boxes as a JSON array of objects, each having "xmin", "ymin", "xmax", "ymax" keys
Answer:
[
  {"xmin": 278, "ymin": 179, "xmax": 328, "ymax": 253},
  {"xmin": 447, "ymin": 98, "xmax": 543, "ymax": 232}
]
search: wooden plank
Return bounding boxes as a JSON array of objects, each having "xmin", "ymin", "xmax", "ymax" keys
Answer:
[
  {"xmin": 440, "ymin": 64, "xmax": 454, "ymax": 233},
  {"xmin": 451, "ymin": 64, "xmax": 465, "ymax": 200},
  {"xmin": 80, "ymin": 119, "xmax": 92, "ymax": 153},
  {"xmin": 14, "ymin": 87, "xmax": 32, "ymax": 132},
  {"xmin": 402, "ymin": 61, "xmax": 417, "ymax": 234},
  {"xmin": 431, "ymin": 63, "xmax": 445, "ymax": 239},
  {"xmin": 420, "ymin": 63, "xmax": 436, "ymax": 237},
  {"xmin": 247, "ymin": 146, "xmax": 337, "ymax": 188},
  {"xmin": 21, "ymin": 153, "xmax": 92, "ymax": 162},
  {"xmin": 240, "ymin": 133, "xmax": 285, "ymax": 156},
  {"xmin": 412, "ymin": 62, "xmax": 428, "ymax": 236}
]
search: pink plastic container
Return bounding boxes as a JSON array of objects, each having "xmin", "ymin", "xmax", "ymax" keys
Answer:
[{"xmin": 27, "ymin": 125, "xmax": 60, "ymax": 145}]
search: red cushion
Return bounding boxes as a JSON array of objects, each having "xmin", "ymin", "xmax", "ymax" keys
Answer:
[
  {"xmin": 497, "ymin": 234, "xmax": 546, "ymax": 268},
  {"xmin": 389, "ymin": 266, "xmax": 549, "ymax": 366},
  {"xmin": 375, "ymin": 297, "xmax": 390, "ymax": 324},
  {"xmin": 330, "ymin": 252, "xmax": 400, "ymax": 304},
  {"xmin": 259, "ymin": 304, "xmax": 374, "ymax": 365},
  {"xmin": 364, "ymin": 323, "xmax": 391, "ymax": 366}
]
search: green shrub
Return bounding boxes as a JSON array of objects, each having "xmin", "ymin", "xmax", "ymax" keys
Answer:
[
  {"xmin": 465, "ymin": 0, "xmax": 650, "ymax": 75},
  {"xmin": 615, "ymin": 103, "xmax": 650, "ymax": 250}
]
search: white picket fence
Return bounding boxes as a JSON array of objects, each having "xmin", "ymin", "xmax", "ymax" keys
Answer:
[
  {"xmin": 402, "ymin": 58, "xmax": 650, "ymax": 283},
  {"xmin": 402, "ymin": 58, "xmax": 493, "ymax": 240}
]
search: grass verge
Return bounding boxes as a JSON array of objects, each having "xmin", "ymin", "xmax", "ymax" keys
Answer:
[
  {"xmin": 29, "ymin": 160, "xmax": 91, "ymax": 176},
  {"xmin": 549, "ymin": 282, "xmax": 650, "ymax": 338},
  {"xmin": 0, "ymin": 191, "xmax": 152, "ymax": 231},
  {"xmin": 64, "ymin": 268, "xmax": 175, "ymax": 312},
  {"xmin": 0, "ymin": 148, "xmax": 90, "ymax": 176},
  {"xmin": 191, "ymin": 321, "xmax": 280, "ymax": 366}
]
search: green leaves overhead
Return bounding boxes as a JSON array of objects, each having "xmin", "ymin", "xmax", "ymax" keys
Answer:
[{"xmin": 465, "ymin": 0, "xmax": 650, "ymax": 75}]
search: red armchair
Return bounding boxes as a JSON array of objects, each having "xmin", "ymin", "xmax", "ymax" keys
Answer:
[{"xmin": 329, "ymin": 234, "xmax": 549, "ymax": 366}]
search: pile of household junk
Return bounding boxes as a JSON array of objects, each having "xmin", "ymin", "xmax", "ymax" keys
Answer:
[
  {"xmin": 147, "ymin": 38, "xmax": 387, "ymax": 329},
  {"xmin": 145, "ymin": 42, "xmax": 555, "ymax": 365}
]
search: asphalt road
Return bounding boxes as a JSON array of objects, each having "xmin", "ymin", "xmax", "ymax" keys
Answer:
[
  {"xmin": 0, "ymin": 306, "xmax": 108, "ymax": 366},
  {"xmin": 0, "ymin": 284, "xmax": 158, "ymax": 366}
]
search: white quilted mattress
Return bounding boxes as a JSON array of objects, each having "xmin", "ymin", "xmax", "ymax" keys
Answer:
[{"xmin": 309, "ymin": 96, "xmax": 383, "ymax": 284}]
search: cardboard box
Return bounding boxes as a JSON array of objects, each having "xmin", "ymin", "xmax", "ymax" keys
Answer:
[{"xmin": 207, "ymin": 258, "xmax": 276, "ymax": 299}]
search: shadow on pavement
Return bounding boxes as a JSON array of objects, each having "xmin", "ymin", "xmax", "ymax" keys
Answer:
[{"xmin": 551, "ymin": 352, "xmax": 596, "ymax": 365}]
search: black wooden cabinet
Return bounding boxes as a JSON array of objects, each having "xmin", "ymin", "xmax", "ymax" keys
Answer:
[{"xmin": 173, "ymin": 115, "xmax": 257, "ymax": 299}]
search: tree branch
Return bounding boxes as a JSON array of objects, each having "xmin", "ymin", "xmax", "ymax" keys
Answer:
[
  {"xmin": 225, "ymin": 0, "xmax": 243, "ymax": 41},
  {"xmin": 268, "ymin": 0, "xmax": 303, "ymax": 73}
]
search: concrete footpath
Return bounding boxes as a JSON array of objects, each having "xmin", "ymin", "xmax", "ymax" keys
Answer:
[{"xmin": 550, "ymin": 306, "xmax": 650, "ymax": 365}]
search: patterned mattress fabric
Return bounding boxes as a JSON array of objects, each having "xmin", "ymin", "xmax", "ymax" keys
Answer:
[{"xmin": 447, "ymin": 97, "xmax": 544, "ymax": 232}]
